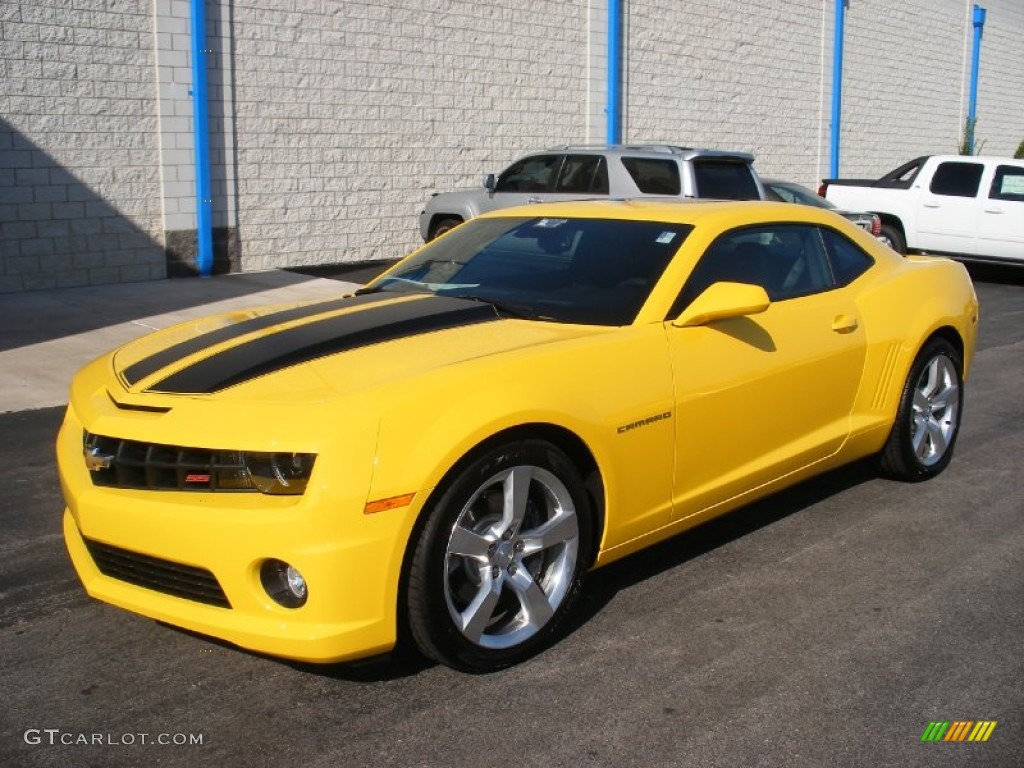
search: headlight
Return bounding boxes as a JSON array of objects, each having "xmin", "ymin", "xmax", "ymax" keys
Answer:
[{"xmin": 244, "ymin": 452, "xmax": 317, "ymax": 495}]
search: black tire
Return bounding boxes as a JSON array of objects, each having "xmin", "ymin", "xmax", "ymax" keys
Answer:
[
  {"xmin": 879, "ymin": 337, "xmax": 963, "ymax": 481},
  {"xmin": 878, "ymin": 223, "xmax": 906, "ymax": 255},
  {"xmin": 429, "ymin": 216, "xmax": 463, "ymax": 241},
  {"xmin": 406, "ymin": 440, "xmax": 593, "ymax": 672}
]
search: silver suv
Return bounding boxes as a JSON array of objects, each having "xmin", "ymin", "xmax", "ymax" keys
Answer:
[{"xmin": 419, "ymin": 144, "xmax": 768, "ymax": 241}]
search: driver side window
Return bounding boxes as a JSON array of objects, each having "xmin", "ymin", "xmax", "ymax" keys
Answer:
[
  {"xmin": 670, "ymin": 225, "xmax": 834, "ymax": 317},
  {"xmin": 495, "ymin": 155, "xmax": 563, "ymax": 193}
]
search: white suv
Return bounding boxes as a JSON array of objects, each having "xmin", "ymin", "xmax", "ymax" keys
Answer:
[{"xmin": 419, "ymin": 144, "xmax": 769, "ymax": 241}]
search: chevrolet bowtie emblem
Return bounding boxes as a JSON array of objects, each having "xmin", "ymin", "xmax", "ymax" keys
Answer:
[{"xmin": 84, "ymin": 445, "xmax": 115, "ymax": 471}]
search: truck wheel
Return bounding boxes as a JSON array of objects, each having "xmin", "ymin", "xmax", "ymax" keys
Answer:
[
  {"xmin": 429, "ymin": 216, "xmax": 463, "ymax": 241},
  {"xmin": 878, "ymin": 224, "xmax": 906, "ymax": 255}
]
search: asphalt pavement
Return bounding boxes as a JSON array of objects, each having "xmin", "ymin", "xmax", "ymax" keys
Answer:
[{"xmin": 0, "ymin": 264, "xmax": 1021, "ymax": 768}]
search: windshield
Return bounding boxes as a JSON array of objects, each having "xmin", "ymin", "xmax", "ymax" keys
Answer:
[{"xmin": 362, "ymin": 217, "xmax": 693, "ymax": 325}]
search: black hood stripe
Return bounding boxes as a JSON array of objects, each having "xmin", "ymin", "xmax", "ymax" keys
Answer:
[
  {"xmin": 122, "ymin": 292, "xmax": 391, "ymax": 386},
  {"xmin": 147, "ymin": 296, "xmax": 501, "ymax": 394}
]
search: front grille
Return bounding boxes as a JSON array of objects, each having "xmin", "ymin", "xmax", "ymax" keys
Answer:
[
  {"xmin": 84, "ymin": 538, "xmax": 232, "ymax": 608},
  {"xmin": 84, "ymin": 432, "xmax": 256, "ymax": 492}
]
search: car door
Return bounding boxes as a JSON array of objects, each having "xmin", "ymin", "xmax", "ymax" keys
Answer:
[
  {"xmin": 978, "ymin": 164, "xmax": 1024, "ymax": 261},
  {"xmin": 665, "ymin": 224, "xmax": 867, "ymax": 522},
  {"xmin": 917, "ymin": 160, "xmax": 984, "ymax": 255}
]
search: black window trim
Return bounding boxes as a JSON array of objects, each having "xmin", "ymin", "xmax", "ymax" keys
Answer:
[{"xmin": 667, "ymin": 221, "xmax": 874, "ymax": 320}]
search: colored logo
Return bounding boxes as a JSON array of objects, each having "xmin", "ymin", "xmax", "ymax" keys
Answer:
[{"xmin": 921, "ymin": 721, "xmax": 997, "ymax": 742}]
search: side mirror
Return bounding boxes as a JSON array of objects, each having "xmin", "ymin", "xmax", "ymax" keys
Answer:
[
  {"xmin": 672, "ymin": 282, "xmax": 770, "ymax": 328},
  {"xmin": 483, "ymin": 173, "xmax": 496, "ymax": 192}
]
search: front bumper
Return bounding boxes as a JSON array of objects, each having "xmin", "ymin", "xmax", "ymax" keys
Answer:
[{"xmin": 58, "ymin": 401, "xmax": 420, "ymax": 664}]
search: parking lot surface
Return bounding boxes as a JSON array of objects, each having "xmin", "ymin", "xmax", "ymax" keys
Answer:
[{"xmin": 1, "ymin": 266, "xmax": 1021, "ymax": 767}]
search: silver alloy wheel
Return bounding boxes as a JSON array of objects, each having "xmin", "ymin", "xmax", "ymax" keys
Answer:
[
  {"xmin": 911, "ymin": 354, "xmax": 960, "ymax": 467},
  {"xmin": 443, "ymin": 464, "xmax": 580, "ymax": 650}
]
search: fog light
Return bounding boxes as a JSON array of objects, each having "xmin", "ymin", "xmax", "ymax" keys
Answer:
[{"xmin": 260, "ymin": 559, "xmax": 308, "ymax": 608}]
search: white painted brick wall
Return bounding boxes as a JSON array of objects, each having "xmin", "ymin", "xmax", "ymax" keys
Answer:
[
  {"xmin": 625, "ymin": 0, "xmax": 1023, "ymax": 187},
  {"xmin": 2, "ymin": 0, "xmax": 1022, "ymax": 291},
  {"xmin": 974, "ymin": 0, "xmax": 1024, "ymax": 158},
  {"xmin": 1, "ymin": 0, "xmax": 165, "ymax": 292},
  {"xmin": 626, "ymin": 0, "xmax": 829, "ymax": 187},
  {"xmin": 226, "ymin": 0, "xmax": 589, "ymax": 270}
]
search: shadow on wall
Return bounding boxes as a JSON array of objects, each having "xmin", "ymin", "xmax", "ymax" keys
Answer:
[
  {"xmin": 0, "ymin": 118, "xmax": 336, "ymax": 352},
  {"xmin": 0, "ymin": 117, "xmax": 167, "ymax": 294}
]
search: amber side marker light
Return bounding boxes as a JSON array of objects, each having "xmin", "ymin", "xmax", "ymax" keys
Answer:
[{"xmin": 364, "ymin": 493, "xmax": 416, "ymax": 515}]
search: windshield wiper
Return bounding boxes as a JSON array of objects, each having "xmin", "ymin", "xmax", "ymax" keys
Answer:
[
  {"xmin": 355, "ymin": 276, "xmax": 479, "ymax": 295},
  {"xmin": 454, "ymin": 294, "xmax": 545, "ymax": 321}
]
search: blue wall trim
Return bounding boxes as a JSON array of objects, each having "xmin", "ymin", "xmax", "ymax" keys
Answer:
[
  {"xmin": 607, "ymin": 0, "xmax": 622, "ymax": 144},
  {"xmin": 190, "ymin": 0, "xmax": 213, "ymax": 277},
  {"xmin": 967, "ymin": 4, "xmax": 987, "ymax": 154},
  {"xmin": 829, "ymin": 0, "xmax": 846, "ymax": 178}
]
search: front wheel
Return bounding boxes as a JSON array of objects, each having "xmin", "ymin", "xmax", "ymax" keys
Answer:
[
  {"xmin": 428, "ymin": 216, "xmax": 463, "ymax": 241},
  {"xmin": 406, "ymin": 440, "xmax": 592, "ymax": 672},
  {"xmin": 879, "ymin": 337, "xmax": 963, "ymax": 481}
]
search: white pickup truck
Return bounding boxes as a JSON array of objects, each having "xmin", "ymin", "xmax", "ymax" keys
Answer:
[{"xmin": 820, "ymin": 155, "xmax": 1024, "ymax": 264}]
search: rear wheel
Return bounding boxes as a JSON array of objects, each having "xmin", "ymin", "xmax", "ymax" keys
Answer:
[
  {"xmin": 406, "ymin": 440, "xmax": 592, "ymax": 672},
  {"xmin": 879, "ymin": 337, "xmax": 963, "ymax": 481},
  {"xmin": 429, "ymin": 216, "xmax": 463, "ymax": 240},
  {"xmin": 878, "ymin": 223, "xmax": 906, "ymax": 254}
]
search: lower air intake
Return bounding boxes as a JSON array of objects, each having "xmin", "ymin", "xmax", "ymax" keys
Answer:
[{"xmin": 84, "ymin": 538, "xmax": 231, "ymax": 609}]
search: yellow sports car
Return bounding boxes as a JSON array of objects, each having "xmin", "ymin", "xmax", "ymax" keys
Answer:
[{"xmin": 58, "ymin": 200, "xmax": 978, "ymax": 672}]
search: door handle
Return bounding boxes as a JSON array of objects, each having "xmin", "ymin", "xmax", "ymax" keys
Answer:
[
  {"xmin": 831, "ymin": 314, "xmax": 859, "ymax": 334},
  {"xmin": 527, "ymin": 196, "xmax": 543, "ymax": 204},
  {"xmin": 923, "ymin": 202, "xmax": 940, "ymax": 208},
  {"xmin": 983, "ymin": 208, "xmax": 1003, "ymax": 214}
]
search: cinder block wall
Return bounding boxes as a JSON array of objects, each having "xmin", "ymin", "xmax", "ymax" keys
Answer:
[
  {"xmin": 2, "ymin": 0, "xmax": 1022, "ymax": 293},
  {"xmin": 0, "ymin": 0, "xmax": 166, "ymax": 293},
  {"xmin": 225, "ymin": 0, "xmax": 588, "ymax": 272},
  {"xmin": 626, "ymin": 0, "xmax": 829, "ymax": 186},
  {"xmin": 625, "ymin": 0, "xmax": 1024, "ymax": 186}
]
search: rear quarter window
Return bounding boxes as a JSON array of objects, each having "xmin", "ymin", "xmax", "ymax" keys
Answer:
[
  {"xmin": 819, "ymin": 228, "xmax": 874, "ymax": 286},
  {"xmin": 621, "ymin": 157, "xmax": 681, "ymax": 195},
  {"xmin": 692, "ymin": 160, "xmax": 760, "ymax": 200}
]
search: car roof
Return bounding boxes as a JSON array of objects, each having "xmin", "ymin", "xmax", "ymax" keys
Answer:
[{"xmin": 476, "ymin": 198, "xmax": 834, "ymax": 228}]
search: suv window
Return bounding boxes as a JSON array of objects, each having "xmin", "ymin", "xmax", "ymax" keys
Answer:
[
  {"xmin": 622, "ymin": 157, "xmax": 681, "ymax": 195},
  {"xmin": 692, "ymin": 159, "xmax": 761, "ymax": 200},
  {"xmin": 671, "ymin": 224, "xmax": 834, "ymax": 315},
  {"xmin": 929, "ymin": 162, "xmax": 984, "ymax": 198},
  {"xmin": 555, "ymin": 155, "xmax": 609, "ymax": 194},
  {"xmin": 496, "ymin": 155, "xmax": 563, "ymax": 193},
  {"xmin": 989, "ymin": 165, "xmax": 1024, "ymax": 203}
]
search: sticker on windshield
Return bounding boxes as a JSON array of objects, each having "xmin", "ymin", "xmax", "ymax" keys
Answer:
[
  {"xmin": 535, "ymin": 219, "xmax": 568, "ymax": 229},
  {"xmin": 656, "ymin": 231, "xmax": 677, "ymax": 244}
]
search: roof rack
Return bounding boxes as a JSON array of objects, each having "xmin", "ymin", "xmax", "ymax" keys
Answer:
[{"xmin": 549, "ymin": 144, "xmax": 694, "ymax": 155}]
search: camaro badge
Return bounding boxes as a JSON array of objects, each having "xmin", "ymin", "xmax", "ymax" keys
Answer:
[
  {"xmin": 84, "ymin": 445, "xmax": 115, "ymax": 471},
  {"xmin": 617, "ymin": 411, "xmax": 672, "ymax": 434}
]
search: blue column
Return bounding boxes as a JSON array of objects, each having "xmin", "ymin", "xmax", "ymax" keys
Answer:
[
  {"xmin": 190, "ymin": 0, "xmax": 213, "ymax": 277},
  {"xmin": 829, "ymin": 0, "xmax": 846, "ymax": 178},
  {"xmin": 967, "ymin": 5, "xmax": 987, "ymax": 155},
  {"xmin": 607, "ymin": 0, "xmax": 622, "ymax": 144}
]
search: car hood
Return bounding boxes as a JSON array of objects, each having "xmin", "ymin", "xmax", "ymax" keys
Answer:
[{"xmin": 111, "ymin": 292, "xmax": 602, "ymax": 402}]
